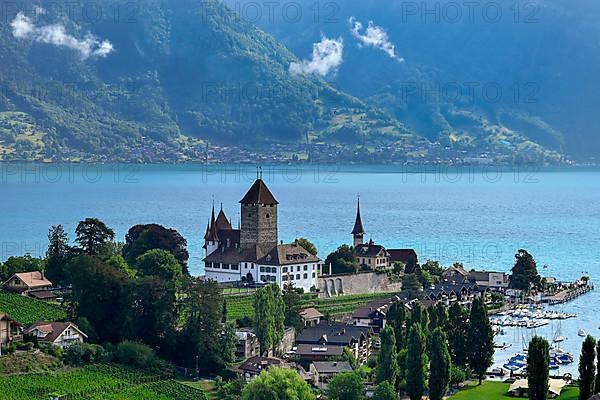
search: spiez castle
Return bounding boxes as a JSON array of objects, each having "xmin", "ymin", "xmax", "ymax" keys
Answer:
[{"xmin": 203, "ymin": 177, "xmax": 321, "ymax": 292}]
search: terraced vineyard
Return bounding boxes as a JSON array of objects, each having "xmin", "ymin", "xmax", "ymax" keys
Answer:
[
  {"xmin": 226, "ymin": 292, "xmax": 396, "ymax": 320},
  {"xmin": 0, "ymin": 292, "xmax": 67, "ymax": 325},
  {"xmin": 0, "ymin": 364, "xmax": 207, "ymax": 400}
]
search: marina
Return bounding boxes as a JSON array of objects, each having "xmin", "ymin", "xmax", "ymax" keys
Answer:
[{"xmin": 491, "ymin": 283, "xmax": 598, "ymax": 377}]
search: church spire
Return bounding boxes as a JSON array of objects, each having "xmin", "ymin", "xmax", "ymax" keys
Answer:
[
  {"xmin": 351, "ymin": 196, "xmax": 365, "ymax": 235},
  {"xmin": 351, "ymin": 196, "xmax": 365, "ymax": 247}
]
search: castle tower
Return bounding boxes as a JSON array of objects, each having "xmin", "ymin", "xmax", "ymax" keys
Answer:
[
  {"xmin": 239, "ymin": 177, "xmax": 278, "ymax": 246},
  {"xmin": 351, "ymin": 196, "xmax": 365, "ymax": 247}
]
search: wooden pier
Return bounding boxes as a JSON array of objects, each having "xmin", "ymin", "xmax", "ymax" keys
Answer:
[{"xmin": 543, "ymin": 284, "xmax": 594, "ymax": 305}]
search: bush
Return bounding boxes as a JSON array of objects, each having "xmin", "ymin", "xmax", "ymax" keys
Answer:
[
  {"xmin": 114, "ymin": 341, "xmax": 176, "ymax": 376},
  {"xmin": 41, "ymin": 344, "xmax": 64, "ymax": 358},
  {"xmin": 16, "ymin": 342, "xmax": 35, "ymax": 351},
  {"xmin": 63, "ymin": 343, "xmax": 106, "ymax": 366}
]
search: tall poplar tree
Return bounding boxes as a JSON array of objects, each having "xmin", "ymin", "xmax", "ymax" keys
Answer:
[
  {"xmin": 528, "ymin": 336, "xmax": 550, "ymax": 400},
  {"xmin": 579, "ymin": 335, "xmax": 597, "ymax": 400},
  {"xmin": 377, "ymin": 325, "xmax": 399, "ymax": 387},
  {"xmin": 254, "ymin": 284, "xmax": 285, "ymax": 355},
  {"xmin": 406, "ymin": 324, "xmax": 425, "ymax": 400},
  {"xmin": 467, "ymin": 297, "xmax": 494, "ymax": 384},
  {"xmin": 429, "ymin": 328, "xmax": 451, "ymax": 400},
  {"xmin": 446, "ymin": 302, "xmax": 469, "ymax": 367}
]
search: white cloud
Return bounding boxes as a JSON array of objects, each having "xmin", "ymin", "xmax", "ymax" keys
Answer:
[
  {"xmin": 10, "ymin": 12, "xmax": 114, "ymax": 60},
  {"xmin": 349, "ymin": 17, "xmax": 404, "ymax": 62},
  {"xmin": 289, "ymin": 36, "xmax": 344, "ymax": 77}
]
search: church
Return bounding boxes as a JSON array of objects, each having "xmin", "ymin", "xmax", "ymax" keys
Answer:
[
  {"xmin": 203, "ymin": 177, "xmax": 321, "ymax": 292},
  {"xmin": 350, "ymin": 198, "xmax": 418, "ymax": 271}
]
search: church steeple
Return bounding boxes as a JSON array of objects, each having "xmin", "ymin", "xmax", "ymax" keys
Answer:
[
  {"xmin": 351, "ymin": 196, "xmax": 365, "ymax": 247},
  {"xmin": 206, "ymin": 201, "xmax": 219, "ymax": 241}
]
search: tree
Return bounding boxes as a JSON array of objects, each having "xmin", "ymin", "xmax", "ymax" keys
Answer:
[
  {"xmin": 528, "ymin": 336, "xmax": 550, "ymax": 400},
  {"xmin": 429, "ymin": 328, "xmax": 451, "ymax": 400},
  {"xmin": 446, "ymin": 302, "xmax": 469, "ymax": 367},
  {"xmin": 219, "ymin": 321, "xmax": 239, "ymax": 364},
  {"xmin": 373, "ymin": 381, "xmax": 396, "ymax": 400},
  {"xmin": 282, "ymin": 283, "xmax": 304, "ymax": 332},
  {"xmin": 402, "ymin": 273, "xmax": 423, "ymax": 299},
  {"xmin": 254, "ymin": 284, "xmax": 285, "ymax": 355},
  {"xmin": 180, "ymin": 278, "xmax": 224, "ymax": 373},
  {"xmin": 377, "ymin": 325, "xmax": 398, "ymax": 387},
  {"xmin": 406, "ymin": 324, "xmax": 425, "ymax": 400},
  {"xmin": 123, "ymin": 224, "xmax": 189, "ymax": 270},
  {"xmin": 296, "ymin": 238, "xmax": 317, "ymax": 256},
  {"xmin": 467, "ymin": 297, "xmax": 494, "ymax": 384},
  {"xmin": 324, "ymin": 244, "xmax": 359, "ymax": 274},
  {"xmin": 242, "ymin": 367, "xmax": 314, "ymax": 400},
  {"xmin": 135, "ymin": 249, "xmax": 182, "ymax": 281},
  {"xmin": 107, "ymin": 255, "xmax": 136, "ymax": 279},
  {"xmin": 509, "ymin": 249, "xmax": 541, "ymax": 290},
  {"xmin": 69, "ymin": 255, "xmax": 129, "ymax": 343},
  {"xmin": 0, "ymin": 254, "xmax": 45, "ymax": 282},
  {"xmin": 387, "ymin": 302, "xmax": 406, "ymax": 349},
  {"xmin": 579, "ymin": 335, "xmax": 596, "ymax": 400},
  {"xmin": 328, "ymin": 371, "xmax": 365, "ymax": 400},
  {"xmin": 125, "ymin": 275, "xmax": 178, "ymax": 352},
  {"xmin": 45, "ymin": 225, "xmax": 71, "ymax": 285},
  {"xmin": 429, "ymin": 303, "xmax": 448, "ymax": 333},
  {"xmin": 421, "ymin": 260, "xmax": 444, "ymax": 277},
  {"xmin": 75, "ymin": 218, "xmax": 115, "ymax": 256}
]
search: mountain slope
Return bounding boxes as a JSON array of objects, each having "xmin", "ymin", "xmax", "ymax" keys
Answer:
[
  {"xmin": 0, "ymin": 0, "xmax": 414, "ymax": 161},
  {"xmin": 239, "ymin": 0, "xmax": 600, "ymax": 161}
]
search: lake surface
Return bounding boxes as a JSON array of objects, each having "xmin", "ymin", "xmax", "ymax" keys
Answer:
[{"xmin": 1, "ymin": 163, "xmax": 599, "ymax": 373}]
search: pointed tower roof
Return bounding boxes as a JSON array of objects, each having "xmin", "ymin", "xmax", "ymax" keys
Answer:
[
  {"xmin": 206, "ymin": 202, "xmax": 219, "ymax": 241},
  {"xmin": 239, "ymin": 179, "xmax": 278, "ymax": 205},
  {"xmin": 351, "ymin": 197, "xmax": 365, "ymax": 235},
  {"xmin": 203, "ymin": 221, "xmax": 211, "ymax": 240},
  {"xmin": 215, "ymin": 205, "xmax": 233, "ymax": 231}
]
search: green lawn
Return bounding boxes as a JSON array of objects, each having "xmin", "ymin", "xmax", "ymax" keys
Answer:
[
  {"xmin": 0, "ymin": 292, "xmax": 67, "ymax": 325},
  {"xmin": 450, "ymin": 381, "xmax": 579, "ymax": 400}
]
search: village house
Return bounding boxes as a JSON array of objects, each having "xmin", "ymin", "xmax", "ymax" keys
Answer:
[
  {"xmin": 203, "ymin": 177, "xmax": 322, "ymax": 292},
  {"xmin": 350, "ymin": 198, "xmax": 418, "ymax": 270},
  {"xmin": 310, "ymin": 361, "xmax": 353, "ymax": 390},
  {"xmin": 442, "ymin": 265, "xmax": 509, "ymax": 291},
  {"xmin": 295, "ymin": 323, "xmax": 373, "ymax": 364},
  {"xmin": 25, "ymin": 321, "xmax": 87, "ymax": 348},
  {"xmin": 424, "ymin": 281, "xmax": 491, "ymax": 305},
  {"xmin": 235, "ymin": 329, "xmax": 260, "ymax": 360},
  {"xmin": 0, "ymin": 313, "xmax": 22, "ymax": 347},
  {"xmin": 294, "ymin": 343, "xmax": 344, "ymax": 362},
  {"xmin": 2, "ymin": 271, "xmax": 53, "ymax": 296},
  {"xmin": 351, "ymin": 297, "xmax": 401, "ymax": 333},
  {"xmin": 238, "ymin": 356, "xmax": 283, "ymax": 381},
  {"xmin": 299, "ymin": 308, "xmax": 323, "ymax": 327}
]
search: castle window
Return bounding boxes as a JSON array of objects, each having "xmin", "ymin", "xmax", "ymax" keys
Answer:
[
  {"xmin": 303, "ymin": 265, "xmax": 308, "ymax": 271},
  {"xmin": 303, "ymin": 273, "xmax": 308, "ymax": 279},
  {"xmin": 260, "ymin": 267, "xmax": 265, "ymax": 272},
  {"xmin": 232, "ymin": 264, "xmax": 239, "ymax": 270},
  {"xmin": 296, "ymin": 274, "xmax": 300, "ymax": 280},
  {"xmin": 312, "ymin": 273, "xmax": 316, "ymax": 278},
  {"xmin": 282, "ymin": 267, "xmax": 288, "ymax": 273},
  {"xmin": 296, "ymin": 266, "xmax": 300, "ymax": 272},
  {"xmin": 266, "ymin": 214, "xmax": 270, "ymax": 218}
]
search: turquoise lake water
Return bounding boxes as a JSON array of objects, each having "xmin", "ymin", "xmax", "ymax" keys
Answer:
[{"xmin": 1, "ymin": 163, "xmax": 599, "ymax": 373}]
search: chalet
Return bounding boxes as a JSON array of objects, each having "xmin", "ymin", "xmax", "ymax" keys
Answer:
[
  {"xmin": 299, "ymin": 308, "xmax": 324, "ymax": 327},
  {"xmin": 310, "ymin": 361, "xmax": 353, "ymax": 389},
  {"xmin": 0, "ymin": 313, "xmax": 22, "ymax": 346},
  {"xmin": 25, "ymin": 321, "xmax": 87, "ymax": 348},
  {"xmin": 238, "ymin": 356, "xmax": 282, "ymax": 381},
  {"xmin": 235, "ymin": 329, "xmax": 260, "ymax": 360},
  {"xmin": 2, "ymin": 271, "xmax": 52, "ymax": 295},
  {"xmin": 295, "ymin": 323, "xmax": 373, "ymax": 363},
  {"xmin": 442, "ymin": 264, "xmax": 469, "ymax": 282}
]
